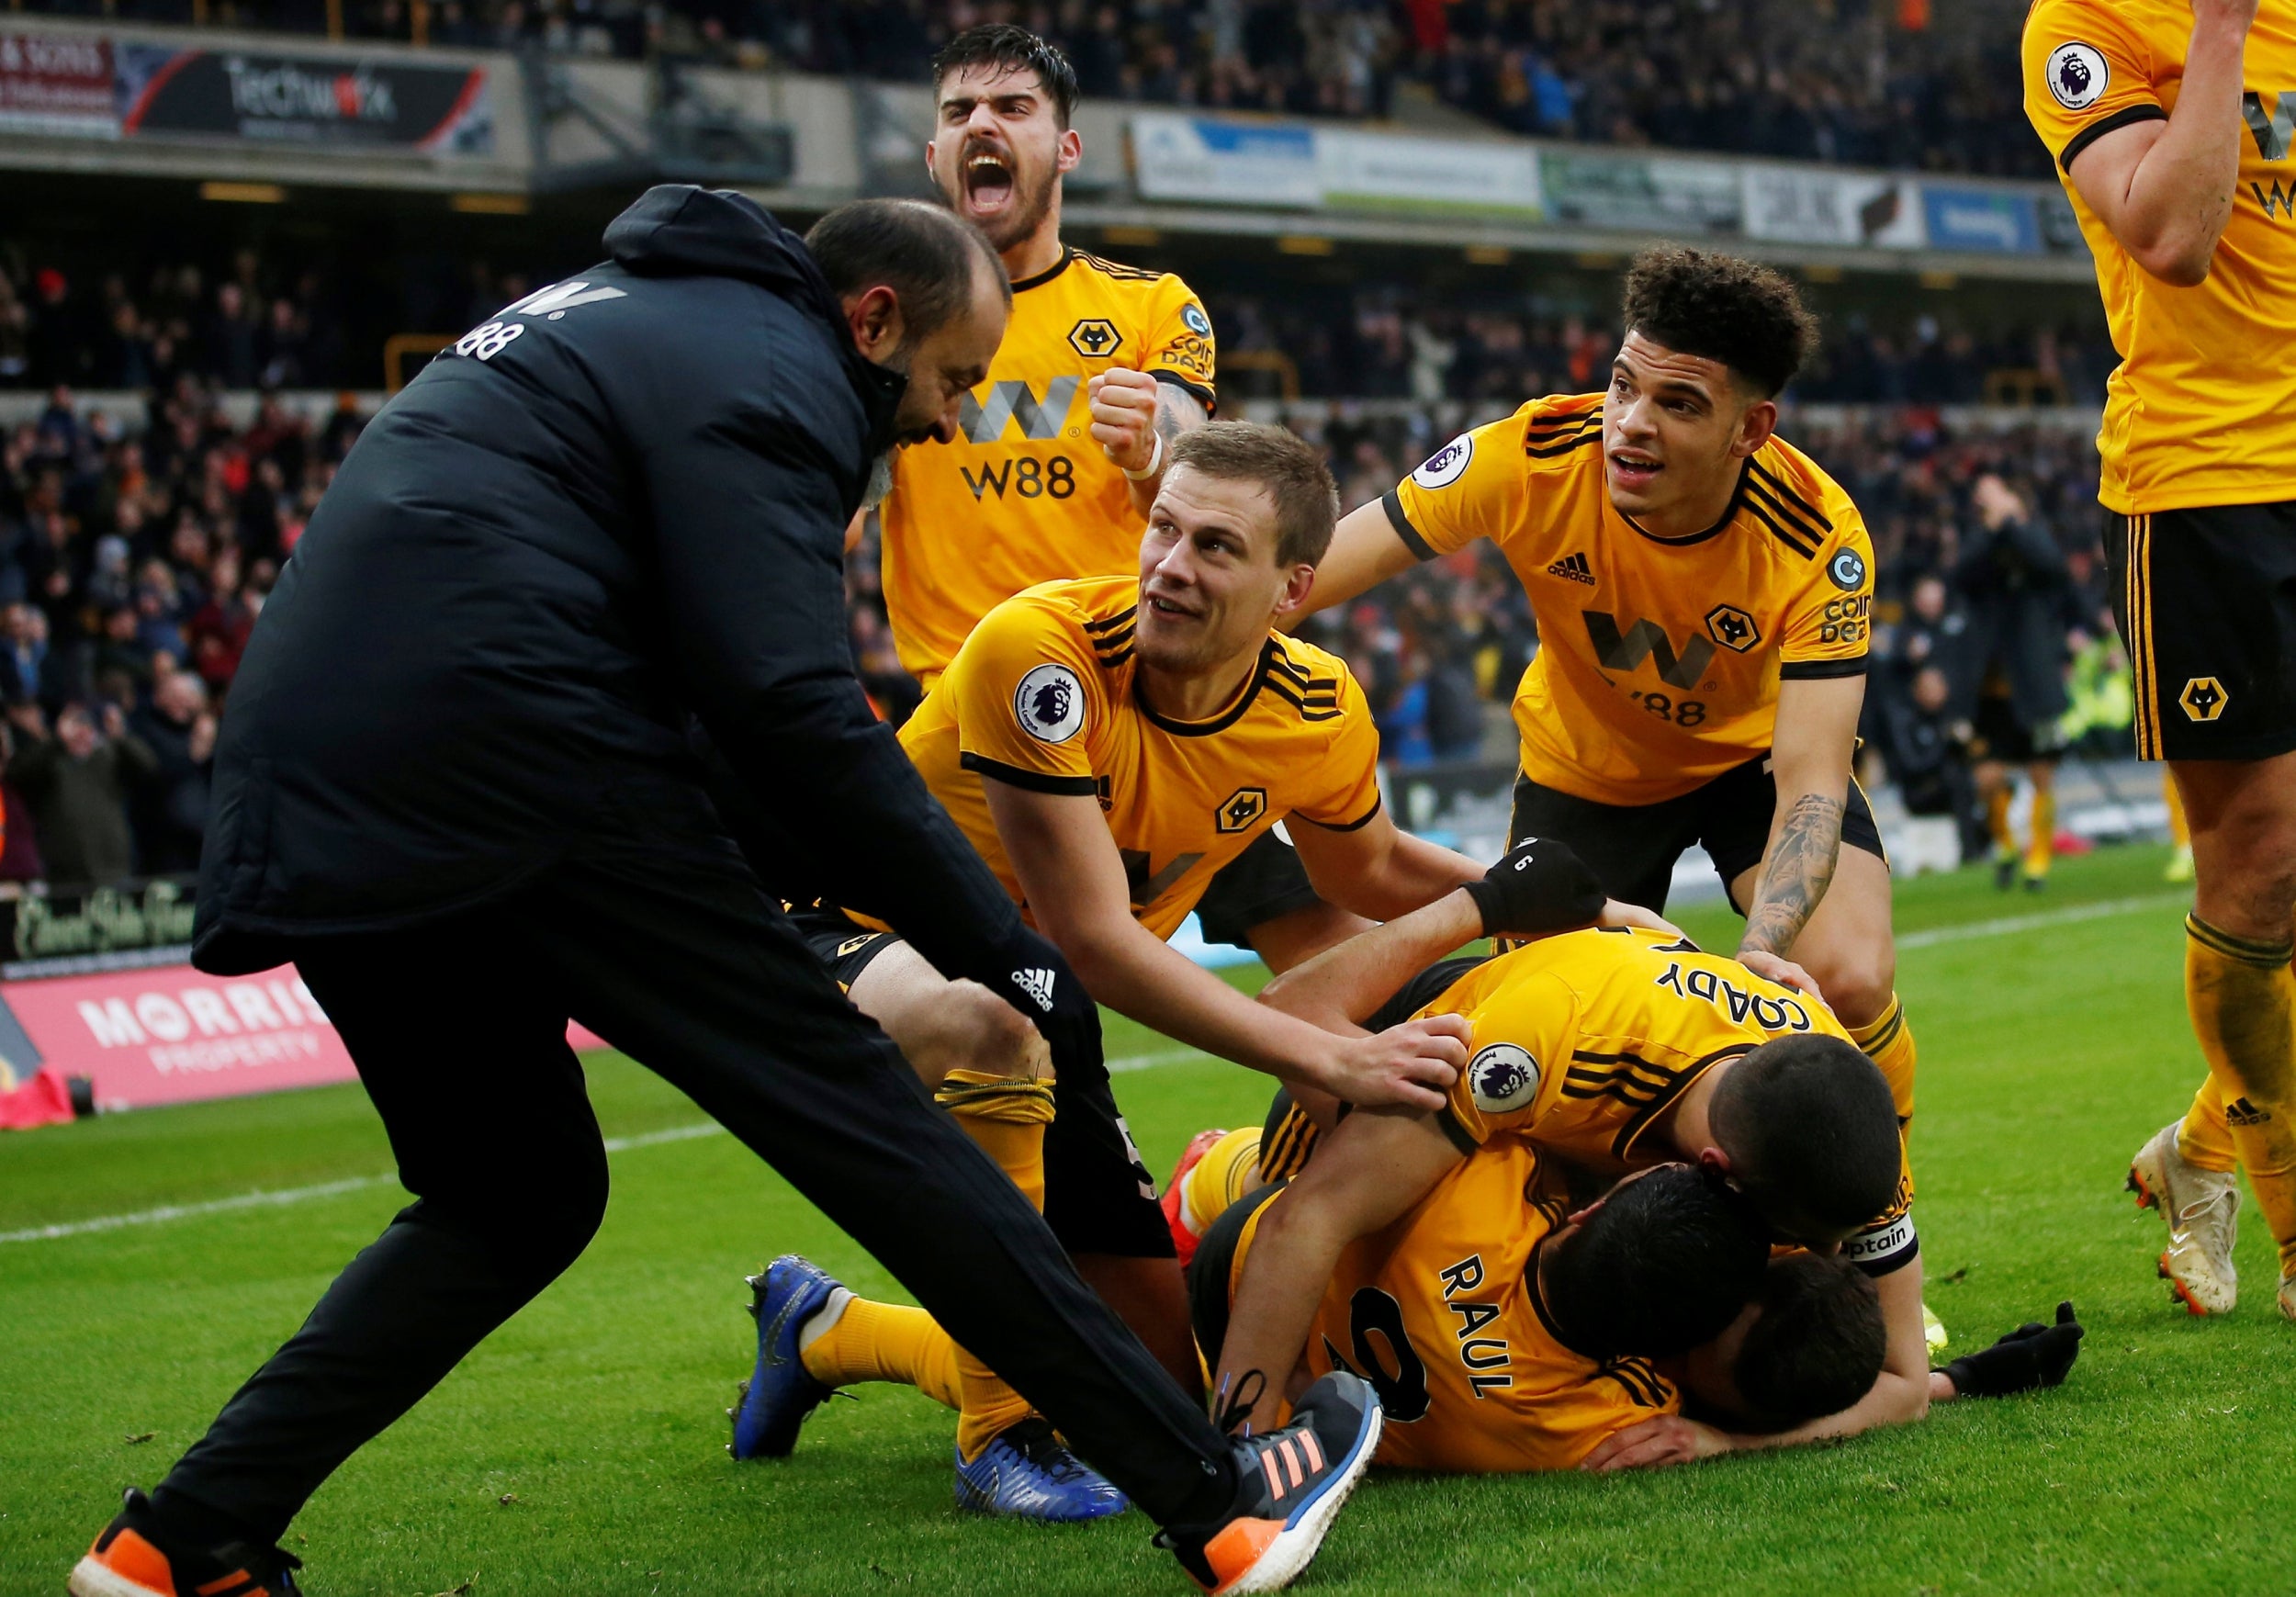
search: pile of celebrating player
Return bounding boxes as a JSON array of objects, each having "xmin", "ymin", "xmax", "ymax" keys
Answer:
[{"xmin": 711, "ymin": 20, "xmax": 2118, "ymax": 1575}]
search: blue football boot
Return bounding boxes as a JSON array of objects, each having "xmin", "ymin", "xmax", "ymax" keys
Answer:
[
  {"xmin": 727, "ymin": 1254, "xmax": 840, "ymax": 1459},
  {"xmin": 952, "ymin": 1417, "xmax": 1130, "ymax": 1522}
]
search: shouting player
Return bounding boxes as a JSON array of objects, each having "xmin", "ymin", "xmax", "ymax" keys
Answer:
[
  {"xmin": 2023, "ymin": 0, "xmax": 2296, "ymax": 1322},
  {"xmin": 731, "ymin": 423, "xmax": 1484, "ymax": 1518},
  {"xmin": 886, "ymin": 23, "xmax": 1360, "ymax": 971}
]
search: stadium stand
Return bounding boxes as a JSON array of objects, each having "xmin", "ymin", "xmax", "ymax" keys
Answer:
[{"xmin": 6, "ymin": 0, "xmax": 2041, "ymax": 176}]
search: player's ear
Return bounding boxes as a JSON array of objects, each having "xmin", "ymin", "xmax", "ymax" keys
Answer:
[
  {"xmin": 1732, "ymin": 396, "xmax": 1779, "ymax": 460},
  {"xmin": 1056, "ymin": 126, "xmax": 1083, "ymax": 174},
  {"xmin": 1696, "ymin": 1144, "xmax": 1734, "ymax": 1179},
  {"xmin": 1272, "ymin": 563, "xmax": 1317, "ymax": 624}
]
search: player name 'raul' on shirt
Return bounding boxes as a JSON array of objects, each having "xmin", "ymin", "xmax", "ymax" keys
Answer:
[
  {"xmin": 1288, "ymin": 1138, "xmax": 1680, "ymax": 1473},
  {"xmin": 891, "ymin": 574, "xmax": 1382, "ymax": 940},
  {"xmin": 1425, "ymin": 927, "xmax": 1918, "ymax": 1277},
  {"xmin": 1385, "ymin": 393, "xmax": 1876, "ymax": 807},
  {"xmin": 878, "ymin": 249, "xmax": 1218, "ymax": 687},
  {"xmin": 2023, "ymin": 1, "xmax": 2296, "ymax": 515}
]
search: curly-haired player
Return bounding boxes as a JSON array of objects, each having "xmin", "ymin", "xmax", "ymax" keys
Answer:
[{"xmin": 1300, "ymin": 246, "xmax": 1934, "ymax": 1441}]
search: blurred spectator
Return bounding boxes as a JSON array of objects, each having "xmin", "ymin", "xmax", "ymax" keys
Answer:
[
  {"xmin": 129, "ymin": 669, "xmax": 217, "ymax": 874},
  {"xmin": 5, "ymin": 701, "xmax": 156, "ymax": 886}
]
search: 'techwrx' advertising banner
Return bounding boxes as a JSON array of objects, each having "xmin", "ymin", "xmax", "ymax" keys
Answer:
[{"xmin": 116, "ymin": 42, "xmax": 493, "ymax": 152}]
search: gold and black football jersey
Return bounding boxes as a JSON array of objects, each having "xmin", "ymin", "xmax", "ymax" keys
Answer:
[
  {"xmin": 1421, "ymin": 928, "xmax": 1917, "ymax": 1277},
  {"xmin": 879, "ymin": 250, "xmax": 1217, "ymax": 687},
  {"xmin": 885, "ymin": 575, "xmax": 1381, "ymax": 940},
  {"xmin": 1220, "ymin": 1138, "xmax": 1680, "ymax": 1473},
  {"xmin": 2024, "ymin": 1, "xmax": 2296, "ymax": 514},
  {"xmin": 1384, "ymin": 394, "xmax": 1876, "ymax": 807}
]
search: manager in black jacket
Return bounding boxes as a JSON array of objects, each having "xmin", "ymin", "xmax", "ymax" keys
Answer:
[{"xmin": 72, "ymin": 189, "xmax": 1381, "ymax": 1597}]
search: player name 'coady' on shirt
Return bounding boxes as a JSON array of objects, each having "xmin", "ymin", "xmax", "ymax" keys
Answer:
[
  {"xmin": 2024, "ymin": 1, "xmax": 2296, "ymax": 515},
  {"xmin": 1232, "ymin": 1138, "xmax": 1679, "ymax": 1473},
  {"xmin": 1425, "ymin": 927, "xmax": 1918, "ymax": 1278},
  {"xmin": 1385, "ymin": 394, "xmax": 1876, "ymax": 807},
  {"xmin": 879, "ymin": 249, "xmax": 1218, "ymax": 688},
  {"xmin": 890, "ymin": 574, "xmax": 1383, "ymax": 940}
]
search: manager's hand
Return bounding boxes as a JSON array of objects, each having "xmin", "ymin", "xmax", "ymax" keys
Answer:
[{"xmin": 982, "ymin": 924, "xmax": 1106, "ymax": 1084}]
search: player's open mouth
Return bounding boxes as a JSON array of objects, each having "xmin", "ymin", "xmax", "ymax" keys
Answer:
[
  {"xmin": 1608, "ymin": 451, "xmax": 1661, "ymax": 490},
  {"xmin": 1145, "ymin": 592, "xmax": 1201, "ymax": 622},
  {"xmin": 962, "ymin": 150, "xmax": 1015, "ymax": 213}
]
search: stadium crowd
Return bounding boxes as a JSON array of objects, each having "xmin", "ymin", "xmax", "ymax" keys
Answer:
[
  {"xmin": 0, "ymin": 277, "xmax": 2119, "ymax": 888},
  {"xmin": 4, "ymin": 246, "xmax": 2111, "ymax": 411},
  {"xmin": 15, "ymin": 0, "xmax": 2036, "ymax": 177},
  {"xmin": 0, "ymin": 379, "xmax": 363, "ymax": 887}
]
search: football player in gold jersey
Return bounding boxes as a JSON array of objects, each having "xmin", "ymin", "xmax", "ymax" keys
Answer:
[
  {"xmin": 1297, "ymin": 248, "xmax": 1925, "ymax": 1321},
  {"xmin": 2023, "ymin": 0, "xmax": 2296, "ymax": 1323},
  {"xmin": 1192, "ymin": 1156, "xmax": 1885, "ymax": 1475},
  {"xmin": 740, "ymin": 424, "xmax": 1501, "ymax": 1513},
  {"xmin": 1208, "ymin": 875, "xmax": 2085, "ymax": 1451},
  {"xmin": 886, "ymin": 24, "xmax": 1365, "ymax": 974}
]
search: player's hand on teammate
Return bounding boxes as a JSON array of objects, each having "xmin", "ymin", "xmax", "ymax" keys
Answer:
[
  {"xmin": 1086, "ymin": 367, "xmax": 1162, "ymax": 476},
  {"xmin": 1579, "ymin": 1413, "xmax": 1735, "ymax": 1473},
  {"xmin": 1464, "ymin": 838, "xmax": 1609, "ymax": 939},
  {"xmin": 1598, "ymin": 899, "xmax": 1682, "ymax": 938},
  {"xmin": 2191, "ymin": 0, "xmax": 2259, "ymax": 39},
  {"xmin": 1318, "ymin": 1013, "xmax": 1469, "ymax": 1111},
  {"xmin": 1939, "ymin": 1301, "xmax": 2084, "ymax": 1399},
  {"xmin": 1737, "ymin": 949, "xmax": 1825, "ymax": 1004}
]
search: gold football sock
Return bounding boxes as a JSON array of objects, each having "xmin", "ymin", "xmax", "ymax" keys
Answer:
[
  {"xmin": 799, "ymin": 1298, "xmax": 962, "ymax": 1410},
  {"xmin": 1180, "ymin": 1128, "xmax": 1263, "ymax": 1237},
  {"xmin": 2178, "ymin": 1073, "xmax": 2240, "ymax": 1175},
  {"xmin": 1846, "ymin": 994, "xmax": 1917, "ymax": 1115},
  {"xmin": 2185, "ymin": 916, "xmax": 2296, "ymax": 1272},
  {"xmin": 1986, "ymin": 786, "xmax": 2014, "ymax": 856},
  {"xmin": 2024, "ymin": 785, "xmax": 2055, "ymax": 879},
  {"xmin": 935, "ymin": 1069, "xmax": 1054, "ymax": 1459}
]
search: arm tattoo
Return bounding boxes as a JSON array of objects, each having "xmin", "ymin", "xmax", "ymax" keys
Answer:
[
  {"xmin": 1738, "ymin": 792, "xmax": 1845, "ymax": 959},
  {"xmin": 1154, "ymin": 383, "xmax": 1206, "ymax": 448}
]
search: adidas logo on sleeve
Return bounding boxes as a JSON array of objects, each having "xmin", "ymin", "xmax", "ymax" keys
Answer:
[
  {"xmin": 1011, "ymin": 967, "xmax": 1059, "ymax": 1013},
  {"xmin": 1546, "ymin": 552, "xmax": 1595, "ymax": 585}
]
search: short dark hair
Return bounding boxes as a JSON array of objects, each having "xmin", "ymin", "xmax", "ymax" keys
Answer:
[
  {"xmin": 1620, "ymin": 247, "xmax": 1819, "ymax": 399},
  {"xmin": 1167, "ymin": 422, "xmax": 1339, "ymax": 568},
  {"xmin": 1545, "ymin": 1164, "xmax": 1769, "ymax": 1360},
  {"xmin": 932, "ymin": 24, "xmax": 1081, "ymax": 129},
  {"xmin": 1709, "ymin": 1034, "xmax": 1901, "ymax": 1234},
  {"xmin": 804, "ymin": 198, "xmax": 1006, "ymax": 342},
  {"xmin": 1732, "ymin": 1254, "xmax": 1886, "ymax": 1426}
]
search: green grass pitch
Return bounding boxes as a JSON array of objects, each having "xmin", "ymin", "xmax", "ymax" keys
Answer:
[{"xmin": 6, "ymin": 843, "xmax": 2296, "ymax": 1595}]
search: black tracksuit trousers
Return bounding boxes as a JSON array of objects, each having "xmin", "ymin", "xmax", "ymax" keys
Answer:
[{"xmin": 152, "ymin": 838, "xmax": 1232, "ymax": 1544}]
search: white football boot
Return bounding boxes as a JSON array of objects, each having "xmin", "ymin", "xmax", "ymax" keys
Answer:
[{"xmin": 2128, "ymin": 1121, "xmax": 2239, "ymax": 1315}]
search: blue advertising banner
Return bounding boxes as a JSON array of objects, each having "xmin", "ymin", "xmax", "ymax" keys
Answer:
[{"xmin": 1921, "ymin": 186, "xmax": 2043, "ymax": 254}]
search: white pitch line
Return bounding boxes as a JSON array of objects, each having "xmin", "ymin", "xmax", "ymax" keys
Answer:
[
  {"xmin": 0, "ymin": 1053, "xmax": 1202, "ymax": 1246},
  {"xmin": 1895, "ymin": 892, "xmax": 2189, "ymax": 951}
]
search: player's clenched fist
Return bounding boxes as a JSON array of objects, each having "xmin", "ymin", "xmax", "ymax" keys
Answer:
[
  {"xmin": 1316, "ymin": 1012, "xmax": 1469, "ymax": 1111},
  {"xmin": 1086, "ymin": 366, "xmax": 1162, "ymax": 475}
]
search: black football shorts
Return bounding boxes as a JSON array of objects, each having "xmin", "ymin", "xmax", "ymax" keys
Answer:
[
  {"xmin": 1507, "ymin": 754, "xmax": 1886, "ymax": 915},
  {"xmin": 2107, "ymin": 503, "xmax": 2296, "ymax": 762}
]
